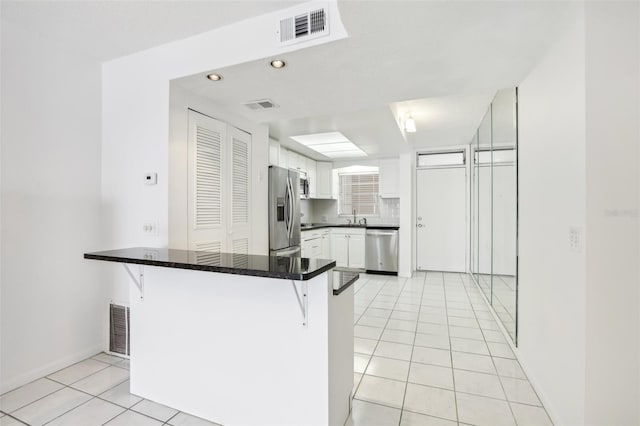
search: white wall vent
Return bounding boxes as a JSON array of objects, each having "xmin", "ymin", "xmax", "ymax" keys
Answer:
[
  {"xmin": 109, "ymin": 303, "xmax": 130, "ymax": 356},
  {"xmin": 243, "ymin": 99, "xmax": 279, "ymax": 110},
  {"xmin": 277, "ymin": 4, "xmax": 329, "ymax": 46}
]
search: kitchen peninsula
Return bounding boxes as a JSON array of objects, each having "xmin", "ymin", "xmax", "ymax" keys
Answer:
[{"xmin": 84, "ymin": 247, "xmax": 357, "ymax": 426}]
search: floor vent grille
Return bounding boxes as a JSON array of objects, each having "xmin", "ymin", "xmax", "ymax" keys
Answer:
[{"xmin": 109, "ymin": 303, "xmax": 130, "ymax": 356}]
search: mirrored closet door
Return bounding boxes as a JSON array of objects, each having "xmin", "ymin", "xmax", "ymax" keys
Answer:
[{"xmin": 469, "ymin": 88, "xmax": 518, "ymax": 344}]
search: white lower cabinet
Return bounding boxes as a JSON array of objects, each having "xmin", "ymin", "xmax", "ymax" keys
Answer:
[
  {"xmin": 330, "ymin": 228, "xmax": 365, "ymax": 268},
  {"xmin": 320, "ymin": 230, "xmax": 331, "ymax": 259},
  {"xmin": 301, "ymin": 230, "xmax": 323, "ymax": 258}
]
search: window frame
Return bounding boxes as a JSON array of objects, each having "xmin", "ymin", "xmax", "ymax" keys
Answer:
[{"xmin": 337, "ymin": 171, "xmax": 380, "ymax": 217}]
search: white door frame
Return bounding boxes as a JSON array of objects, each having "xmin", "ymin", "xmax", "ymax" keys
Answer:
[{"xmin": 414, "ymin": 148, "xmax": 469, "ymax": 273}]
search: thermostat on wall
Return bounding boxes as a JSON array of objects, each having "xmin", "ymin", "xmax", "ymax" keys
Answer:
[{"xmin": 145, "ymin": 173, "xmax": 157, "ymax": 185}]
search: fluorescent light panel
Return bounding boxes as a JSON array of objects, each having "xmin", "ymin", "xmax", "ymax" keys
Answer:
[{"xmin": 290, "ymin": 131, "xmax": 366, "ymax": 158}]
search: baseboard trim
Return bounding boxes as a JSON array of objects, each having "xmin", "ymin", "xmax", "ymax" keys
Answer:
[
  {"xmin": 466, "ymin": 272, "xmax": 562, "ymax": 426},
  {"xmin": 0, "ymin": 344, "xmax": 105, "ymax": 394}
]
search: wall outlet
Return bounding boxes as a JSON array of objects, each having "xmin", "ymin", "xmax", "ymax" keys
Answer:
[
  {"xmin": 144, "ymin": 172, "xmax": 157, "ymax": 185},
  {"xmin": 569, "ymin": 226, "xmax": 582, "ymax": 253},
  {"xmin": 143, "ymin": 221, "xmax": 158, "ymax": 236}
]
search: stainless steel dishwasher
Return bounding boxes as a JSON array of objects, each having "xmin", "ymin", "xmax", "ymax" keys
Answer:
[{"xmin": 365, "ymin": 228, "xmax": 399, "ymax": 274}]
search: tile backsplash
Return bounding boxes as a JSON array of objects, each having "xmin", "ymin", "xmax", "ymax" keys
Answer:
[{"xmin": 300, "ymin": 197, "xmax": 400, "ymax": 225}]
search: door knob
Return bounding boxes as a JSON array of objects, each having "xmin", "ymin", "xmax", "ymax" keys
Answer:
[{"xmin": 417, "ymin": 224, "xmax": 424, "ymax": 228}]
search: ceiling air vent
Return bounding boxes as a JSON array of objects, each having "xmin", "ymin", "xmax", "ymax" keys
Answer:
[
  {"xmin": 243, "ymin": 99, "xmax": 279, "ymax": 110},
  {"xmin": 277, "ymin": 4, "xmax": 329, "ymax": 46}
]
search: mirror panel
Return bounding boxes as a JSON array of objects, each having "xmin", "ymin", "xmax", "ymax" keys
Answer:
[
  {"xmin": 468, "ymin": 88, "xmax": 518, "ymax": 344},
  {"xmin": 491, "ymin": 88, "xmax": 518, "ymax": 342}
]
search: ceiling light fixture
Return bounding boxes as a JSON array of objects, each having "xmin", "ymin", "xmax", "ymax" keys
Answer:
[
  {"xmin": 405, "ymin": 116, "xmax": 417, "ymax": 133},
  {"xmin": 270, "ymin": 59, "xmax": 286, "ymax": 69},
  {"xmin": 290, "ymin": 131, "xmax": 367, "ymax": 158},
  {"xmin": 206, "ymin": 73, "xmax": 222, "ymax": 81}
]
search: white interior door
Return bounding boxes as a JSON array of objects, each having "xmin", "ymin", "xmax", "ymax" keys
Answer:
[
  {"xmin": 227, "ymin": 126, "xmax": 252, "ymax": 254},
  {"xmin": 187, "ymin": 111, "xmax": 226, "ymax": 254},
  {"xmin": 416, "ymin": 167, "xmax": 466, "ymax": 272}
]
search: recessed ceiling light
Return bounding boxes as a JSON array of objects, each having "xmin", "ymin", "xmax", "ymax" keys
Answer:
[
  {"xmin": 270, "ymin": 59, "xmax": 286, "ymax": 69},
  {"xmin": 206, "ymin": 73, "xmax": 222, "ymax": 81}
]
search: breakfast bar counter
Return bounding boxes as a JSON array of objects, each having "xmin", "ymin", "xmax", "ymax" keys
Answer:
[{"xmin": 84, "ymin": 247, "xmax": 355, "ymax": 426}]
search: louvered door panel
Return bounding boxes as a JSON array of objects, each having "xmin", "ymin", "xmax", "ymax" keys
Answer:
[
  {"xmin": 232, "ymin": 238, "xmax": 249, "ymax": 254},
  {"xmin": 227, "ymin": 127, "xmax": 252, "ymax": 253},
  {"xmin": 231, "ymin": 137, "xmax": 249, "ymax": 224},
  {"xmin": 196, "ymin": 126, "xmax": 222, "ymax": 227},
  {"xmin": 187, "ymin": 111, "xmax": 227, "ymax": 252},
  {"xmin": 195, "ymin": 241, "xmax": 222, "ymax": 264}
]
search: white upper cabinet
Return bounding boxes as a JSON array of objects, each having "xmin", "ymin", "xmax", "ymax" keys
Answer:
[
  {"xmin": 379, "ymin": 159, "xmax": 400, "ymax": 198},
  {"xmin": 268, "ymin": 139, "xmax": 280, "ymax": 166},
  {"xmin": 306, "ymin": 157, "xmax": 317, "ymax": 197},
  {"xmin": 288, "ymin": 150, "xmax": 306, "ymax": 173},
  {"xmin": 315, "ymin": 162, "xmax": 333, "ymax": 199}
]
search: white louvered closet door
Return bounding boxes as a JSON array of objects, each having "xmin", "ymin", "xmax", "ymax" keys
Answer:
[
  {"xmin": 187, "ymin": 111, "xmax": 227, "ymax": 254},
  {"xmin": 227, "ymin": 126, "xmax": 252, "ymax": 254}
]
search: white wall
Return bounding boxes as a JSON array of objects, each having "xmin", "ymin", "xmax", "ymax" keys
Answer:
[
  {"xmin": 518, "ymin": 7, "xmax": 587, "ymax": 425},
  {"xmin": 168, "ymin": 84, "xmax": 269, "ymax": 254},
  {"xmin": 583, "ymin": 2, "xmax": 639, "ymax": 424},
  {"xmin": 518, "ymin": 3, "xmax": 640, "ymax": 425},
  {"xmin": 0, "ymin": 21, "xmax": 106, "ymax": 392},
  {"xmin": 101, "ymin": 2, "xmax": 348, "ymax": 313},
  {"xmin": 398, "ymin": 152, "xmax": 414, "ymax": 277}
]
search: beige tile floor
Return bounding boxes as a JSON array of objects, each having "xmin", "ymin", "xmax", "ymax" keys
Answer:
[
  {"xmin": 346, "ymin": 271, "xmax": 552, "ymax": 426},
  {"xmin": 0, "ymin": 271, "xmax": 551, "ymax": 426},
  {"xmin": 0, "ymin": 354, "xmax": 218, "ymax": 426}
]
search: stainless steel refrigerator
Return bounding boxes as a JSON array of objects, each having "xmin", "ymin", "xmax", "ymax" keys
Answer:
[{"xmin": 269, "ymin": 166, "xmax": 301, "ymax": 256}]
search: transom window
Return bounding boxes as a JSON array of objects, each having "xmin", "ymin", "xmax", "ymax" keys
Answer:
[{"xmin": 338, "ymin": 172, "xmax": 379, "ymax": 216}]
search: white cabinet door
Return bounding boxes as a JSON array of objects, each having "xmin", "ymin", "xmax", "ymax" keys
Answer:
[
  {"xmin": 348, "ymin": 234, "xmax": 366, "ymax": 268},
  {"xmin": 316, "ymin": 162, "xmax": 333, "ymax": 199},
  {"xmin": 288, "ymin": 151, "xmax": 303, "ymax": 172},
  {"xmin": 330, "ymin": 233, "xmax": 349, "ymax": 267},
  {"xmin": 379, "ymin": 159, "xmax": 399, "ymax": 198},
  {"xmin": 321, "ymin": 233, "xmax": 331, "ymax": 259},
  {"xmin": 309, "ymin": 239, "xmax": 322, "ymax": 258},
  {"xmin": 280, "ymin": 148, "xmax": 289, "ymax": 169},
  {"xmin": 306, "ymin": 157, "xmax": 317, "ymax": 197},
  {"xmin": 269, "ymin": 139, "xmax": 280, "ymax": 166}
]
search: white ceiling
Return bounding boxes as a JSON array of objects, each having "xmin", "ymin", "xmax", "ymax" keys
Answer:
[
  {"xmin": 2, "ymin": 0, "xmax": 576, "ymax": 160},
  {"xmin": 0, "ymin": 0, "xmax": 303, "ymax": 61},
  {"xmin": 173, "ymin": 1, "xmax": 576, "ymax": 160}
]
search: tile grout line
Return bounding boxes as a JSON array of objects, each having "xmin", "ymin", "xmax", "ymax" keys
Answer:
[
  {"xmin": 397, "ymin": 270, "xmax": 427, "ymax": 426},
  {"xmin": 460, "ymin": 272, "xmax": 520, "ymax": 426},
  {"xmin": 352, "ymin": 275, "xmax": 401, "ymax": 400},
  {"xmin": 442, "ymin": 272, "xmax": 461, "ymax": 424}
]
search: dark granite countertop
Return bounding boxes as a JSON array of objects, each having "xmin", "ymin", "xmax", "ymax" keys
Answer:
[
  {"xmin": 332, "ymin": 270, "xmax": 359, "ymax": 295},
  {"xmin": 84, "ymin": 247, "xmax": 336, "ymax": 281},
  {"xmin": 301, "ymin": 223, "xmax": 400, "ymax": 231}
]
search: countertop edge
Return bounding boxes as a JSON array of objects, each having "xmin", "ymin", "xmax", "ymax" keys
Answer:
[
  {"xmin": 333, "ymin": 273, "xmax": 358, "ymax": 295},
  {"xmin": 84, "ymin": 252, "xmax": 336, "ymax": 281},
  {"xmin": 301, "ymin": 224, "xmax": 400, "ymax": 231}
]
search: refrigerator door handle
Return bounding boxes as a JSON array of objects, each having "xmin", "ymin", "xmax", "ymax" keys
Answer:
[
  {"xmin": 284, "ymin": 181, "xmax": 290, "ymax": 236},
  {"xmin": 286, "ymin": 177, "xmax": 295, "ymax": 239}
]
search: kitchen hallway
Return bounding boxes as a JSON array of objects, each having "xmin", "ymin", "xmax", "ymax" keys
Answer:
[{"xmin": 348, "ymin": 272, "xmax": 550, "ymax": 426}]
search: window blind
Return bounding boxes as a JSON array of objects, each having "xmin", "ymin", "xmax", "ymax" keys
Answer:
[{"xmin": 339, "ymin": 173, "xmax": 379, "ymax": 215}]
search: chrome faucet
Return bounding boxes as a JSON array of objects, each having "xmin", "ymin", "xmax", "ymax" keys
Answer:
[{"xmin": 352, "ymin": 208, "xmax": 357, "ymax": 225}]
